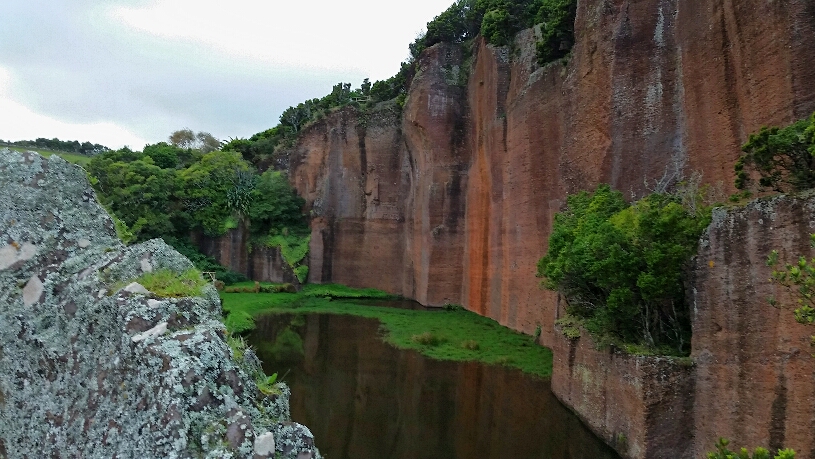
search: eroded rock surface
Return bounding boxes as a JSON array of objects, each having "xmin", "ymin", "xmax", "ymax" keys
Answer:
[{"xmin": 0, "ymin": 150, "xmax": 319, "ymax": 459}]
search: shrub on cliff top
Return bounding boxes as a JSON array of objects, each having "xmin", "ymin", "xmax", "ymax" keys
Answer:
[
  {"xmin": 409, "ymin": 0, "xmax": 575, "ymax": 58},
  {"xmin": 537, "ymin": 184, "xmax": 711, "ymax": 354},
  {"xmin": 735, "ymin": 112, "xmax": 815, "ymax": 193}
]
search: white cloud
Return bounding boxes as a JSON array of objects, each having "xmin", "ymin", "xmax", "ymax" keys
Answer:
[
  {"xmin": 0, "ymin": 66, "xmax": 149, "ymax": 149},
  {"xmin": 0, "ymin": 0, "xmax": 454, "ymax": 148},
  {"xmin": 108, "ymin": 0, "xmax": 448, "ymax": 79}
]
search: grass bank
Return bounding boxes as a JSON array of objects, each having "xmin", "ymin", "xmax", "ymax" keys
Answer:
[{"xmin": 220, "ymin": 283, "xmax": 553, "ymax": 378}]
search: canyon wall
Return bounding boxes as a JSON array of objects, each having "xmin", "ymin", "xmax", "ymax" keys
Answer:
[
  {"xmin": 690, "ymin": 195, "xmax": 815, "ymax": 458},
  {"xmin": 283, "ymin": 0, "xmax": 815, "ymax": 346},
  {"xmin": 193, "ymin": 229, "xmax": 298, "ymax": 285},
  {"xmin": 550, "ymin": 333, "xmax": 695, "ymax": 459},
  {"xmin": 203, "ymin": 0, "xmax": 815, "ymax": 457}
]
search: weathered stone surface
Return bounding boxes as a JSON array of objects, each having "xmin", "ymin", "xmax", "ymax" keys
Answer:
[
  {"xmin": 690, "ymin": 194, "xmax": 815, "ymax": 459},
  {"xmin": 0, "ymin": 150, "xmax": 319, "ymax": 459},
  {"xmin": 192, "ymin": 228, "xmax": 298, "ymax": 286},
  {"xmin": 550, "ymin": 332, "xmax": 695, "ymax": 459}
]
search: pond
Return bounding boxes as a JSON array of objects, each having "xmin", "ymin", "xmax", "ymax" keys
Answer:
[{"xmin": 250, "ymin": 312, "xmax": 621, "ymax": 459}]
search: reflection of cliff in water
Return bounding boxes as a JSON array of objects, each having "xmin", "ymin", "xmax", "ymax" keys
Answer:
[{"xmin": 251, "ymin": 313, "xmax": 621, "ymax": 459}]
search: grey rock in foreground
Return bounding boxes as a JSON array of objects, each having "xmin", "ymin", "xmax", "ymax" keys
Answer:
[{"xmin": 0, "ymin": 150, "xmax": 320, "ymax": 459}]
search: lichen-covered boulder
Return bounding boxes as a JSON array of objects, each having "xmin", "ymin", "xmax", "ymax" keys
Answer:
[{"xmin": 0, "ymin": 150, "xmax": 320, "ymax": 459}]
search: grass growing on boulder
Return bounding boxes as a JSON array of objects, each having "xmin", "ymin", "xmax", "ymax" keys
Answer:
[
  {"xmin": 220, "ymin": 285, "xmax": 553, "ymax": 377},
  {"xmin": 122, "ymin": 268, "xmax": 208, "ymax": 298}
]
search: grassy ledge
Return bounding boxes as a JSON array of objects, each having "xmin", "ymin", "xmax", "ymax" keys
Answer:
[
  {"xmin": 5, "ymin": 146, "xmax": 93, "ymax": 166},
  {"xmin": 220, "ymin": 283, "xmax": 553, "ymax": 378}
]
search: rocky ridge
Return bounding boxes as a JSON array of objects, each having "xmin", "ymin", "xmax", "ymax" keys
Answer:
[{"xmin": 0, "ymin": 149, "xmax": 319, "ymax": 459}]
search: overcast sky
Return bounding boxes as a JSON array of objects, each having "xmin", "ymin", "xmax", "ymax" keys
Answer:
[{"xmin": 0, "ymin": 0, "xmax": 453, "ymax": 149}]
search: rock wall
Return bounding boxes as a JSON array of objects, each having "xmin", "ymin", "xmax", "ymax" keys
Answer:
[
  {"xmin": 690, "ymin": 195, "xmax": 815, "ymax": 458},
  {"xmin": 285, "ymin": 0, "xmax": 815, "ymax": 343},
  {"xmin": 208, "ymin": 0, "xmax": 815, "ymax": 456},
  {"xmin": 193, "ymin": 229, "xmax": 297, "ymax": 285},
  {"xmin": 0, "ymin": 150, "xmax": 319, "ymax": 459},
  {"xmin": 550, "ymin": 333, "xmax": 695, "ymax": 459}
]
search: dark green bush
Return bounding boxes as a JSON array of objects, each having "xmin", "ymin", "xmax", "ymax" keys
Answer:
[
  {"xmin": 537, "ymin": 185, "xmax": 711, "ymax": 354},
  {"xmin": 735, "ymin": 112, "xmax": 815, "ymax": 193}
]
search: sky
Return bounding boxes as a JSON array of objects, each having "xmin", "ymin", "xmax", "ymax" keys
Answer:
[{"xmin": 0, "ymin": 0, "xmax": 454, "ymax": 149}]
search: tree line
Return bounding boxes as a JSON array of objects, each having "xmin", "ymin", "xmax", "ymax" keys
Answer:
[
  {"xmin": 225, "ymin": 0, "xmax": 576, "ymax": 169},
  {"xmin": 87, "ymin": 130, "xmax": 309, "ymax": 283},
  {"xmin": 1, "ymin": 137, "xmax": 111, "ymax": 156},
  {"xmin": 409, "ymin": 0, "xmax": 576, "ymax": 64}
]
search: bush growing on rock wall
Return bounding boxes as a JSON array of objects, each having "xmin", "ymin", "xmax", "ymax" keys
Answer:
[
  {"xmin": 537, "ymin": 184, "xmax": 711, "ymax": 354},
  {"xmin": 735, "ymin": 112, "xmax": 815, "ymax": 193},
  {"xmin": 766, "ymin": 234, "xmax": 815, "ymax": 353},
  {"xmin": 409, "ymin": 0, "xmax": 576, "ymax": 61},
  {"xmin": 707, "ymin": 438, "xmax": 796, "ymax": 459}
]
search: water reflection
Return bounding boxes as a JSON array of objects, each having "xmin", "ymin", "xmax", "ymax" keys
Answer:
[{"xmin": 250, "ymin": 313, "xmax": 620, "ymax": 459}]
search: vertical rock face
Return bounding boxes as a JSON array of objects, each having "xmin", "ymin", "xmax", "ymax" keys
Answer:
[
  {"xmin": 691, "ymin": 195, "xmax": 815, "ymax": 459},
  {"xmin": 219, "ymin": 0, "xmax": 815, "ymax": 456},
  {"xmin": 0, "ymin": 150, "xmax": 319, "ymax": 459},
  {"xmin": 287, "ymin": 0, "xmax": 815, "ymax": 342},
  {"xmin": 193, "ymin": 229, "xmax": 296, "ymax": 285},
  {"xmin": 550, "ymin": 333, "xmax": 695, "ymax": 459}
]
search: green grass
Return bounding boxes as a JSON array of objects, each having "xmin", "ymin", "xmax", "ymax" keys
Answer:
[
  {"xmin": 5, "ymin": 146, "xmax": 93, "ymax": 166},
  {"xmin": 118, "ymin": 268, "xmax": 208, "ymax": 298},
  {"xmin": 301, "ymin": 283, "xmax": 395, "ymax": 299},
  {"xmin": 220, "ymin": 284, "xmax": 553, "ymax": 378}
]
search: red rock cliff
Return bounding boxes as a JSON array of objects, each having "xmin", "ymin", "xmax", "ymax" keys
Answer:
[
  {"xmin": 289, "ymin": 0, "xmax": 815, "ymax": 342},
  {"xmin": 280, "ymin": 0, "xmax": 815, "ymax": 457}
]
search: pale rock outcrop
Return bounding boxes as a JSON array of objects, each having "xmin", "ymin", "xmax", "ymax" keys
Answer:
[{"xmin": 0, "ymin": 150, "xmax": 319, "ymax": 459}]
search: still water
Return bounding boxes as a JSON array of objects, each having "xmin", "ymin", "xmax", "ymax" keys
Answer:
[{"xmin": 250, "ymin": 313, "xmax": 621, "ymax": 459}]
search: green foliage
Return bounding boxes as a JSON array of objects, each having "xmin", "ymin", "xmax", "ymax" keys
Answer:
[
  {"xmin": 88, "ymin": 152, "xmax": 178, "ymax": 241},
  {"xmin": 177, "ymin": 150, "xmax": 251, "ymax": 236},
  {"xmin": 142, "ymin": 142, "xmax": 184, "ymax": 169},
  {"xmin": 301, "ymin": 283, "xmax": 393, "ymax": 299},
  {"xmin": 293, "ymin": 265, "xmax": 309, "ymax": 284},
  {"xmin": 226, "ymin": 334, "xmax": 250, "ymax": 361},
  {"xmin": 408, "ymin": 0, "xmax": 575, "ymax": 63},
  {"xmin": 538, "ymin": 185, "xmax": 711, "ymax": 354},
  {"xmin": 481, "ymin": 8, "xmax": 513, "ymax": 45},
  {"xmin": 735, "ymin": 113, "xmax": 815, "ymax": 193},
  {"xmin": 122, "ymin": 268, "xmax": 208, "ymax": 298},
  {"xmin": 1, "ymin": 137, "xmax": 110, "ymax": 156},
  {"xmin": 411, "ymin": 331, "xmax": 447, "ymax": 346},
  {"xmin": 707, "ymin": 438, "xmax": 796, "ymax": 459},
  {"xmin": 535, "ymin": 0, "xmax": 576, "ymax": 64},
  {"xmin": 554, "ymin": 314, "xmax": 582, "ymax": 339},
  {"xmin": 249, "ymin": 171, "xmax": 306, "ymax": 234},
  {"xmin": 225, "ymin": 310, "xmax": 256, "ymax": 335},
  {"xmin": 110, "ymin": 212, "xmax": 136, "ymax": 245},
  {"xmin": 265, "ymin": 230, "xmax": 310, "ymax": 283},
  {"xmin": 766, "ymin": 234, "xmax": 815, "ymax": 352},
  {"xmin": 257, "ymin": 373, "xmax": 280, "ymax": 395}
]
